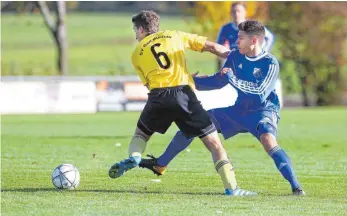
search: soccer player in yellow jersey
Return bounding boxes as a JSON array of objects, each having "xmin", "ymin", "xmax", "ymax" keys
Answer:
[{"xmin": 108, "ymin": 10, "xmax": 256, "ymax": 196}]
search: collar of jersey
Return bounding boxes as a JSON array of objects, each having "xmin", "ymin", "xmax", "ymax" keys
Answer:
[
  {"xmin": 139, "ymin": 31, "xmax": 163, "ymax": 46},
  {"xmin": 230, "ymin": 22, "xmax": 238, "ymax": 30},
  {"xmin": 245, "ymin": 51, "xmax": 268, "ymax": 61}
]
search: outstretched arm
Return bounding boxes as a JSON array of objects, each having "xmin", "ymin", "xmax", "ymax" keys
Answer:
[
  {"xmin": 193, "ymin": 72, "xmax": 229, "ymax": 91},
  {"xmin": 202, "ymin": 40, "xmax": 231, "ymax": 59},
  {"xmin": 177, "ymin": 31, "xmax": 231, "ymax": 59}
]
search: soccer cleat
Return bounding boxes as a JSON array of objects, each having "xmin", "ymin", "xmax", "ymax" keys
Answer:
[
  {"xmin": 225, "ymin": 187, "xmax": 258, "ymax": 196},
  {"xmin": 108, "ymin": 156, "xmax": 141, "ymax": 178},
  {"xmin": 292, "ymin": 188, "xmax": 305, "ymax": 196},
  {"xmin": 139, "ymin": 154, "xmax": 167, "ymax": 176}
]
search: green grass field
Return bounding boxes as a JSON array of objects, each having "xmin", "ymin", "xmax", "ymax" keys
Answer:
[
  {"xmin": 1, "ymin": 108, "xmax": 347, "ymax": 215},
  {"xmin": 1, "ymin": 12, "xmax": 217, "ymax": 76}
]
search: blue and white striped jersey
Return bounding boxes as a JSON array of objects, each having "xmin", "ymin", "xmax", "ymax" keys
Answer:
[{"xmin": 194, "ymin": 49, "xmax": 280, "ymax": 113}]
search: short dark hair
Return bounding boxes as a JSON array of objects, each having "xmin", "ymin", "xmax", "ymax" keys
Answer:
[
  {"xmin": 231, "ymin": 2, "xmax": 246, "ymax": 10},
  {"xmin": 238, "ymin": 20, "xmax": 265, "ymax": 37},
  {"xmin": 132, "ymin": 10, "xmax": 160, "ymax": 34}
]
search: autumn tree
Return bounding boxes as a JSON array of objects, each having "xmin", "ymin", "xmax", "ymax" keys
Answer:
[
  {"xmin": 181, "ymin": 1, "xmax": 268, "ymax": 41},
  {"xmin": 268, "ymin": 2, "xmax": 347, "ymax": 106}
]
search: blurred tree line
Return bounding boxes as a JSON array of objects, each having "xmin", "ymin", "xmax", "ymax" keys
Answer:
[
  {"xmin": 2, "ymin": 1, "xmax": 347, "ymax": 106},
  {"xmin": 1, "ymin": 1, "xmax": 180, "ymax": 14},
  {"xmin": 185, "ymin": 1, "xmax": 347, "ymax": 106}
]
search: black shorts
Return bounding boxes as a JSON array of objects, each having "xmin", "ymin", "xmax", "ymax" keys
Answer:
[{"xmin": 137, "ymin": 85, "xmax": 216, "ymax": 139}]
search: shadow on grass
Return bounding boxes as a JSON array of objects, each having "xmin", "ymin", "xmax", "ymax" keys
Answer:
[{"xmin": 1, "ymin": 188, "xmax": 223, "ymax": 196}]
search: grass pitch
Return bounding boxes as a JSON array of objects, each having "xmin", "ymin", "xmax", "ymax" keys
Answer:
[{"xmin": 1, "ymin": 108, "xmax": 347, "ymax": 215}]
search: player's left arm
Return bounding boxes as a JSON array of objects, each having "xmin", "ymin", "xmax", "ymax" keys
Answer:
[{"xmin": 263, "ymin": 27, "xmax": 275, "ymax": 52}]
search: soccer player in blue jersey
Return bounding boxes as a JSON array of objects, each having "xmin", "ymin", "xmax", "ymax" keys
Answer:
[
  {"xmin": 217, "ymin": 2, "xmax": 274, "ymax": 69},
  {"xmin": 140, "ymin": 20, "xmax": 305, "ymax": 196}
]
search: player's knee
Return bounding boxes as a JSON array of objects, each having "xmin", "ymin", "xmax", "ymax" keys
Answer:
[
  {"xmin": 260, "ymin": 133, "xmax": 275, "ymax": 144},
  {"xmin": 135, "ymin": 127, "xmax": 151, "ymax": 142},
  {"xmin": 200, "ymin": 131, "xmax": 223, "ymax": 151},
  {"xmin": 257, "ymin": 118, "xmax": 277, "ymax": 138},
  {"xmin": 260, "ymin": 133, "xmax": 278, "ymax": 153}
]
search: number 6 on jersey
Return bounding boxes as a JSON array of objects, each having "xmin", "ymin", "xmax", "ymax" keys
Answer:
[{"xmin": 150, "ymin": 43, "xmax": 171, "ymax": 69}]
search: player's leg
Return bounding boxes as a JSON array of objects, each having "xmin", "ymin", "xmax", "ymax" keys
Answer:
[
  {"xmin": 139, "ymin": 130, "xmax": 194, "ymax": 175},
  {"xmin": 109, "ymin": 126, "xmax": 152, "ymax": 178},
  {"xmin": 157, "ymin": 131, "xmax": 194, "ymax": 167},
  {"xmin": 259, "ymin": 133, "xmax": 304, "ymax": 195},
  {"xmin": 108, "ymin": 89, "xmax": 172, "ymax": 179},
  {"xmin": 139, "ymin": 107, "xmax": 245, "ymax": 176},
  {"xmin": 128, "ymin": 127, "xmax": 151, "ymax": 158},
  {"xmin": 139, "ymin": 108, "xmax": 229, "ymax": 175},
  {"xmin": 176, "ymin": 86, "xmax": 256, "ymax": 196},
  {"xmin": 142, "ymin": 108, "xmax": 227, "ymax": 168},
  {"xmin": 247, "ymin": 111, "xmax": 304, "ymax": 195},
  {"xmin": 199, "ymin": 131, "xmax": 256, "ymax": 196}
]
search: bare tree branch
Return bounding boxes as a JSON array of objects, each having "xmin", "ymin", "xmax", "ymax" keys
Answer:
[
  {"xmin": 36, "ymin": 1, "xmax": 56, "ymax": 36},
  {"xmin": 55, "ymin": 1, "xmax": 68, "ymax": 75},
  {"xmin": 36, "ymin": 1, "xmax": 68, "ymax": 75}
]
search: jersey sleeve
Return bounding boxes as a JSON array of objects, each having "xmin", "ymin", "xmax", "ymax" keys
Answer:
[
  {"xmin": 131, "ymin": 53, "xmax": 148, "ymax": 86},
  {"xmin": 256, "ymin": 59, "xmax": 279, "ymax": 101},
  {"xmin": 193, "ymin": 73, "xmax": 229, "ymax": 91},
  {"xmin": 263, "ymin": 27, "xmax": 275, "ymax": 52},
  {"xmin": 194, "ymin": 49, "xmax": 237, "ymax": 90},
  {"xmin": 177, "ymin": 31, "xmax": 207, "ymax": 52}
]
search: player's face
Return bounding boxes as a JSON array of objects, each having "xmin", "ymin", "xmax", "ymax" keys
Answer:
[
  {"xmin": 133, "ymin": 25, "xmax": 146, "ymax": 42},
  {"xmin": 236, "ymin": 31, "xmax": 256, "ymax": 55},
  {"xmin": 231, "ymin": 4, "xmax": 246, "ymax": 23}
]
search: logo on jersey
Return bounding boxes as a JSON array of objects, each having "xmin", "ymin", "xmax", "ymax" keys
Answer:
[
  {"xmin": 238, "ymin": 64, "xmax": 242, "ymax": 69},
  {"xmin": 139, "ymin": 48, "xmax": 144, "ymax": 56},
  {"xmin": 253, "ymin": 68, "xmax": 262, "ymax": 78},
  {"xmin": 224, "ymin": 68, "xmax": 258, "ymax": 90}
]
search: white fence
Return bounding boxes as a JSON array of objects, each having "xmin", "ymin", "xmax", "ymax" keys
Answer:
[{"xmin": 0, "ymin": 76, "xmax": 283, "ymax": 115}]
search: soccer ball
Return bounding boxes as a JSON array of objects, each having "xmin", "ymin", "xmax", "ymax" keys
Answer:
[{"xmin": 52, "ymin": 164, "xmax": 80, "ymax": 190}]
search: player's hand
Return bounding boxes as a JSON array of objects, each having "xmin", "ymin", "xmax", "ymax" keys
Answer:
[
  {"xmin": 192, "ymin": 71, "xmax": 208, "ymax": 78},
  {"xmin": 191, "ymin": 71, "xmax": 199, "ymax": 77},
  {"xmin": 219, "ymin": 67, "xmax": 230, "ymax": 76}
]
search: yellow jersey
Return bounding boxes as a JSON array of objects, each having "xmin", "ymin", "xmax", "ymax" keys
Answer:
[{"xmin": 131, "ymin": 30, "xmax": 207, "ymax": 90}]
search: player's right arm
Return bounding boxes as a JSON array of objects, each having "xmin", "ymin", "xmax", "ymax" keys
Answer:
[{"xmin": 178, "ymin": 31, "xmax": 230, "ymax": 59}]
